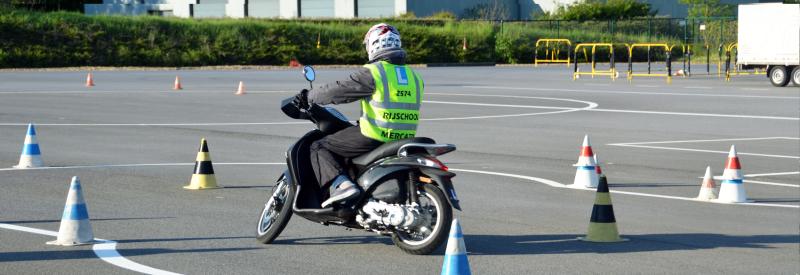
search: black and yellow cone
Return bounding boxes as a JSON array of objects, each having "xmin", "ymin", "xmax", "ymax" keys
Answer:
[
  {"xmin": 183, "ymin": 138, "xmax": 219, "ymax": 190},
  {"xmin": 578, "ymin": 174, "xmax": 627, "ymax": 242}
]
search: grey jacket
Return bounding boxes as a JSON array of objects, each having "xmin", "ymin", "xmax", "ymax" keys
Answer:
[{"xmin": 308, "ymin": 50, "xmax": 407, "ymax": 105}]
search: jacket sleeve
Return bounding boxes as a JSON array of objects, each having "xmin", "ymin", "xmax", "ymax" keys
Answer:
[{"xmin": 307, "ymin": 67, "xmax": 375, "ymax": 105}]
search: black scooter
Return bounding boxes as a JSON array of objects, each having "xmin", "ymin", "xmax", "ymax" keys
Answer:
[{"xmin": 256, "ymin": 66, "xmax": 460, "ymax": 255}]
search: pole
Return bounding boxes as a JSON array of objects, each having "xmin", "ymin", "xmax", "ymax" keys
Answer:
[
  {"xmin": 687, "ymin": 45, "xmax": 692, "ymax": 75},
  {"xmin": 666, "ymin": 50, "xmax": 672, "ymax": 84},
  {"xmin": 647, "ymin": 45, "xmax": 651, "ymax": 74},
  {"xmin": 573, "ymin": 48, "xmax": 579, "ymax": 80},
  {"xmin": 706, "ymin": 45, "xmax": 710, "ymax": 74}
]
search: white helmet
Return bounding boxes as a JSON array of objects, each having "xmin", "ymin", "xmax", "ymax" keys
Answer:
[{"xmin": 363, "ymin": 23, "xmax": 402, "ymax": 61}]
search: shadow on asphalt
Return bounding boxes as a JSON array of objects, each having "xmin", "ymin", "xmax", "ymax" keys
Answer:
[
  {"xmin": 115, "ymin": 236, "xmax": 252, "ymax": 244},
  {"xmin": 274, "ymin": 235, "xmax": 393, "ymax": 246},
  {"xmin": 750, "ymin": 198, "xmax": 800, "ymax": 203},
  {"xmin": 465, "ymin": 233, "xmax": 800, "ymax": 255},
  {"xmin": 608, "ymin": 183, "xmax": 698, "ymax": 188},
  {"xmin": 222, "ymin": 185, "xmax": 273, "ymax": 189},
  {"xmin": 0, "ymin": 247, "xmax": 259, "ymax": 262},
  {"xmin": 0, "ymin": 217, "xmax": 175, "ymax": 224}
]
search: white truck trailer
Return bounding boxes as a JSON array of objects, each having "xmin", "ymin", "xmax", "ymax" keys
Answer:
[{"xmin": 737, "ymin": 3, "xmax": 800, "ymax": 87}]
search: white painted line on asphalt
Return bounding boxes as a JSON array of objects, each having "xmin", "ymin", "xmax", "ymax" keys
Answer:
[
  {"xmin": 462, "ymin": 85, "xmax": 799, "ymax": 99},
  {"xmin": 0, "ymin": 162, "xmax": 284, "ymax": 171},
  {"xmin": 588, "ymin": 108, "xmax": 798, "ymax": 120},
  {"xmin": 0, "ymin": 95, "xmax": 597, "ymax": 126},
  {"xmin": 609, "ymin": 137, "xmax": 800, "ymax": 159},
  {"xmin": 0, "ymin": 90, "xmax": 290, "ymax": 94},
  {"xmin": 94, "ymin": 240, "xmax": 182, "ymax": 275},
  {"xmin": 0, "ymin": 223, "xmax": 181, "ymax": 275},
  {"xmin": 450, "ymin": 168, "xmax": 799, "ymax": 209},
  {"xmin": 0, "ymin": 122, "xmax": 306, "ymax": 126},
  {"xmin": 742, "ymin": 180, "xmax": 799, "ymax": 188},
  {"xmin": 607, "ymin": 144, "xmax": 799, "ymax": 159},
  {"xmin": 584, "ymin": 83, "xmax": 609, "ymax": 87},
  {"xmin": 745, "ymin": 171, "xmax": 800, "ymax": 177},
  {"xmin": 422, "ymin": 98, "xmax": 598, "ymax": 120},
  {"xmin": 424, "ymin": 100, "xmax": 588, "ymax": 110},
  {"xmin": 636, "ymin": 85, "xmax": 659, "ymax": 88},
  {"xmin": 1, "ymin": 163, "xmax": 795, "ymax": 209},
  {"xmin": 683, "ymin": 86, "xmax": 713, "ymax": 89},
  {"xmin": 740, "ymin": 88, "xmax": 769, "ymax": 91},
  {"xmin": 612, "ymin": 137, "xmax": 794, "ymax": 145}
]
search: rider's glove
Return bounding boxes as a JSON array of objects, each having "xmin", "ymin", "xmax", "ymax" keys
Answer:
[{"xmin": 293, "ymin": 89, "xmax": 309, "ymax": 109}]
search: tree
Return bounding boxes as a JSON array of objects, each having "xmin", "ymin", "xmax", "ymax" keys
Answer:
[
  {"xmin": 679, "ymin": 0, "xmax": 734, "ymax": 18},
  {"xmin": 5, "ymin": 0, "xmax": 101, "ymax": 12},
  {"xmin": 541, "ymin": 0, "xmax": 653, "ymax": 21}
]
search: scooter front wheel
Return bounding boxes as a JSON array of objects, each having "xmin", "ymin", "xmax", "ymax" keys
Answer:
[
  {"xmin": 256, "ymin": 177, "xmax": 295, "ymax": 244},
  {"xmin": 392, "ymin": 184, "xmax": 453, "ymax": 255}
]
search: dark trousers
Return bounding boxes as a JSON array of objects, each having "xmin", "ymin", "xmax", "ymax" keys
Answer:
[{"xmin": 309, "ymin": 125, "xmax": 383, "ymax": 189}]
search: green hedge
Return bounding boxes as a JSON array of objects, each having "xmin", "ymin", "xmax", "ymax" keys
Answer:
[{"xmin": 1, "ymin": 9, "xmax": 692, "ymax": 68}]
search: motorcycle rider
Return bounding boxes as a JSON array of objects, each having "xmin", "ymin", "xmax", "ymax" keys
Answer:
[{"xmin": 293, "ymin": 23, "xmax": 424, "ymax": 208}]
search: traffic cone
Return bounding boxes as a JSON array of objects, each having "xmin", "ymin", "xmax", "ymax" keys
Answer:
[
  {"xmin": 14, "ymin": 123, "xmax": 44, "ymax": 168},
  {"xmin": 173, "ymin": 76, "xmax": 183, "ymax": 90},
  {"xmin": 696, "ymin": 166, "xmax": 717, "ymax": 200},
  {"xmin": 85, "ymin": 73, "xmax": 95, "ymax": 87},
  {"xmin": 441, "ymin": 219, "xmax": 471, "ymax": 275},
  {"xmin": 578, "ymin": 176, "xmax": 627, "ymax": 242},
  {"xmin": 716, "ymin": 145, "xmax": 750, "ymax": 203},
  {"xmin": 289, "ymin": 59, "xmax": 300, "ymax": 67},
  {"xmin": 235, "ymin": 81, "xmax": 246, "ymax": 95},
  {"xmin": 184, "ymin": 138, "xmax": 219, "ymax": 190},
  {"xmin": 594, "ymin": 154, "xmax": 603, "ymax": 176},
  {"xmin": 571, "ymin": 135, "xmax": 598, "ymax": 188},
  {"xmin": 47, "ymin": 176, "xmax": 96, "ymax": 246}
]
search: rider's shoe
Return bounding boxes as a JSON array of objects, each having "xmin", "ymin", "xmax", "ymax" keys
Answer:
[{"xmin": 321, "ymin": 181, "xmax": 361, "ymax": 208}]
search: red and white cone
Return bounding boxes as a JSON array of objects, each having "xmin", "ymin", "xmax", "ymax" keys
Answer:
[
  {"xmin": 696, "ymin": 166, "xmax": 717, "ymax": 200},
  {"xmin": 716, "ymin": 145, "xmax": 750, "ymax": 203},
  {"xmin": 173, "ymin": 76, "xmax": 183, "ymax": 90},
  {"xmin": 235, "ymin": 81, "xmax": 246, "ymax": 95},
  {"xmin": 571, "ymin": 135, "xmax": 598, "ymax": 188},
  {"xmin": 594, "ymin": 154, "xmax": 603, "ymax": 176},
  {"xmin": 85, "ymin": 73, "xmax": 95, "ymax": 87}
]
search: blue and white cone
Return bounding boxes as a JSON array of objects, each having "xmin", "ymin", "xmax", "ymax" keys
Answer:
[
  {"xmin": 441, "ymin": 219, "xmax": 471, "ymax": 275},
  {"xmin": 14, "ymin": 123, "xmax": 44, "ymax": 168},
  {"xmin": 571, "ymin": 135, "xmax": 598, "ymax": 189},
  {"xmin": 47, "ymin": 177, "xmax": 96, "ymax": 246}
]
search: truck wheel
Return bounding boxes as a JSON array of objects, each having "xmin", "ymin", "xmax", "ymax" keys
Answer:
[
  {"xmin": 791, "ymin": 66, "xmax": 800, "ymax": 86},
  {"xmin": 769, "ymin": 65, "xmax": 789, "ymax": 87}
]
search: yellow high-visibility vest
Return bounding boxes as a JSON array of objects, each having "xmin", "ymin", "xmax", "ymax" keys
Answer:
[{"xmin": 360, "ymin": 61, "xmax": 423, "ymax": 142}]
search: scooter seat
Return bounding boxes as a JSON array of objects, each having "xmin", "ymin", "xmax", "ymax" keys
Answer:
[{"xmin": 352, "ymin": 137, "xmax": 436, "ymax": 167}]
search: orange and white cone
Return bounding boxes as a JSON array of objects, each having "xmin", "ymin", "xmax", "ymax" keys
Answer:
[
  {"xmin": 696, "ymin": 166, "xmax": 717, "ymax": 200},
  {"xmin": 85, "ymin": 73, "xmax": 95, "ymax": 87},
  {"xmin": 571, "ymin": 135, "xmax": 598, "ymax": 188},
  {"xmin": 173, "ymin": 76, "xmax": 183, "ymax": 90},
  {"xmin": 235, "ymin": 81, "xmax": 246, "ymax": 95},
  {"xmin": 717, "ymin": 145, "xmax": 749, "ymax": 203}
]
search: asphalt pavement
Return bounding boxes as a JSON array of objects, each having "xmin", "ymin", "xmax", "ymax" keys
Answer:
[{"xmin": 0, "ymin": 64, "xmax": 798, "ymax": 274}]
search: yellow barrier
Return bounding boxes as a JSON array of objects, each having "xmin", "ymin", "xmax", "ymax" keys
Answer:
[
  {"xmin": 724, "ymin": 43, "xmax": 766, "ymax": 81},
  {"xmin": 626, "ymin": 43, "xmax": 674, "ymax": 84},
  {"xmin": 572, "ymin": 43, "xmax": 618, "ymax": 80},
  {"xmin": 535, "ymin": 39, "xmax": 571, "ymax": 67}
]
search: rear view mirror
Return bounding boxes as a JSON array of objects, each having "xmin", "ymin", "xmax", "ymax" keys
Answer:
[
  {"xmin": 303, "ymin": 65, "xmax": 315, "ymax": 89},
  {"xmin": 303, "ymin": 66, "xmax": 315, "ymax": 82}
]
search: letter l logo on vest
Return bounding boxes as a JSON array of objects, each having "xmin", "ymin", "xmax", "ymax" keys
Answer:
[{"xmin": 395, "ymin": 67, "xmax": 408, "ymax": 85}]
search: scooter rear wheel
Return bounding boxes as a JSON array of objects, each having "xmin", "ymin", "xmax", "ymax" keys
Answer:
[{"xmin": 256, "ymin": 178, "xmax": 295, "ymax": 244}]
